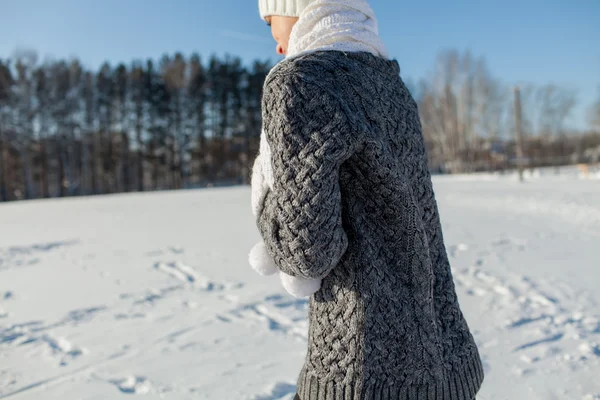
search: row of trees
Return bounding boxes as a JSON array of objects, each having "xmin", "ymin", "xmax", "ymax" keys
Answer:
[
  {"xmin": 412, "ymin": 50, "xmax": 600, "ymax": 172},
  {"xmin": 0, "ymin": 50, "xmax": 270, "ymax": 201},
  {"xmin": 1, "ymin": 49, "xmax": 599, "ymax": 201}
]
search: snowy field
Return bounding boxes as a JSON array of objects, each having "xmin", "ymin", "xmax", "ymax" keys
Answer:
[{"xmin": 0, "ymin": 172, "xmax": 599, "ymax": 400}]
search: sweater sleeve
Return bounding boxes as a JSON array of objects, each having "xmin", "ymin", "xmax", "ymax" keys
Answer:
[{"xmin": 256, "ymin": 75, "xmax": 357, "ymax": 280}]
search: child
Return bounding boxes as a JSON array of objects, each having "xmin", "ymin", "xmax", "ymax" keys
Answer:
[{"xmin": 249, "ymin": 1, "xmax": 484, "ymax": 399}]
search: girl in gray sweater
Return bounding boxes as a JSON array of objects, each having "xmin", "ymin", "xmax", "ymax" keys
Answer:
[{"xmin": 249, "ymin": 1, "xmax": 484, "ymax": 399}]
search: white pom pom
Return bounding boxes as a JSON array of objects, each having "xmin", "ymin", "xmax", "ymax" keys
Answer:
[
  {"xmin": 279, "ymin": 271, "xmax": 321, "ymax": 298},
  {"xmin": 249, "ymin": 242, "xmax": 279, "ymax": 276}
]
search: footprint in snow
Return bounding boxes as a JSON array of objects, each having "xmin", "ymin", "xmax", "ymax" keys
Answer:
[
  {"xmin": 132, "ymin": 285, "xmax": 184, "ymax": 306},
  {"xmin": 110, "ymin": 376, "xmax": 152, "ymax": 394},
  {"xmin": 455, "ymin": 252, "xmax": 599, "ymax": 366},
  {"xmin": 221, "ymin": 293, "xmax": 309, "ymax": 339},
  {"xmin": 154, "ymin": 261, "xmax": 225, "ymax": 291},
  {"xmin": 0, "ymin": 327, "xmax": 86, "ymax": 366},
  {"xmin": 0, "ymin": 241, "xmax": 78, "ymax": 271}
]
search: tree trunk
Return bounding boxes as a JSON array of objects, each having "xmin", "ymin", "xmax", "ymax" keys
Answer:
[
  {"xmin": 179, "ymin": 147, "xmax": 186, "ymax": 188},
  {"xmin": 57, "ymin": 135, "xmax": 66, "ymax": 197},
  {"xmin": 81, "ymin": 134, "xmax": 89, "ymax": 196},
  {"xmin": 151, "ymin": 140, "xmax": 158, "ymax": 190},
  {"xmin": 121, "ymin": 132, "xmax": 130, "ymax": 192},
  {"xmin": 92, "ymin": 131, "xmax": 101, "ymax": 194},
  {"xmin": 0, "ymin": 130, "xmax": 6, "ymax": 202},
  {"xmin": 192, "ymin": 142, "xmax": 201, "ymax": 186},
  {"xmin": 21, "ymin": 145, "xmax": 33, "ymax": 199},
  {"xmin": 106, "ymin": 137, "xmax": 113, "ymax": 193},
  {"xmin": 137, "ymin": 150, "xmax": 144, "ymax": 191},
  {"xmin": 39, "ymin": 140, "xmax": 49, "ymax": 198},
  {"xmin": 170, "ymin": 136, "xmax": 179, "ymax": 189},
  {"xmin": 136, "ymin": 120, "xmax": 144, "ymax": 192},
  {"xmin": 74, "ymin": 138, "xmax": 83, "ymax": 196}
]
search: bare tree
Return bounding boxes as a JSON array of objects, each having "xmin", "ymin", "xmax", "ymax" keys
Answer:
[
  {"xmin": 588, "ymin": 86, "xmax": 600, "ymax": 132},
  {"xmin": 418, "ymin": 49, "xmax": 506, "ymax": 172},
  {"xmin": 81, "ymin": 71, "xmax": 95, "ymax": 195},
  {"xmin": 130, "ymin": 62, "xmax": 146, "ymax": 191},
  {"xmin": 162, "ymin": 53, "xmax": 187, "ymax": 189},
  {"xmin": 34, "ymin": 65, "xmax": 51, "ymax": 198},
  {"xmin": 187, "ymin": 54, "xmax": 207, "ymax": 186},
  {"xmin": 519, "ymin": 84, "xmax": 577, "ymax": 137},
  {"xmin": 96, "ymin": 63, "xmax": 114, "ymax": 193},
  {"xmin": 536, "ymin": 84, "xmax": 577, "ymax": 137},
  {"xmin": 0, "ymin": 59, "xmax": 14, "ymax": 201},
  {"xmin": 114, "ymin": 63, "xmax": 130, "ymax": 192},
  {"xmin": 517, "ymin": 83, "xmax": 578, "ymax": 166},
  {"xmin": 66, "ymin": 60, "xmax": 84, "ymax": 195},
  {"xmin": 13, "ymin": 50, "xmax": 38, "ymax": 199}
]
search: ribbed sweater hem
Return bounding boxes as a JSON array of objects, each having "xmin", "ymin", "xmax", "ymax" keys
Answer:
[{"xmin": 296, "ymin": 351, "xmax": 484, "ymax": 400}]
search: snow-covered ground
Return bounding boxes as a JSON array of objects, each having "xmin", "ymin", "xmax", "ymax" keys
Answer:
[{"xmin": 0, "ymin": 173, "xmax": 598, "ymax": 400}]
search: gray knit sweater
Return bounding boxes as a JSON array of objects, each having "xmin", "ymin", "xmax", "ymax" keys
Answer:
[{"xmin": 256, "ymin": 50, "xmax": 483, "ymax": 400}]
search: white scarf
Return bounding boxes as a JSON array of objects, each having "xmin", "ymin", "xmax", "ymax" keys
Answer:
[{"xmin": 287, "ymin": 0, "xmax": 388, "ymax": 59}]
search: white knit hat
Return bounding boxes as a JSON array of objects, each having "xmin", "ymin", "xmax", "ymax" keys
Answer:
[{"xmin": 258, "ymin": 0, "xmax": 313, "ymax": 20}]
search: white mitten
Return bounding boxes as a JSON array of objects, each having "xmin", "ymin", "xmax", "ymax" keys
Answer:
[
  {"xmin": 279, "ymin": 271, "xmax": 322, "ymax": 298},
  {"xmin": 248, "ymin": 241, "xmax": 278, "ymax": 276}
]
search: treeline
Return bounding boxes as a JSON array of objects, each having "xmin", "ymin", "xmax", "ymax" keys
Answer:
[
  {"xmin": 1, "ymin": 49, "xmax": 599, "ymax": 201},
  {"xmin": 0, "ymin": 50, "xmax": 270, "ymax": 201},
  {"xmin": 411, "ymin": 50, "xmax": 600, "ymax": 173}
]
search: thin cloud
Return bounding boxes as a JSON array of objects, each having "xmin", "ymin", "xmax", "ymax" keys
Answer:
[{"xmin": 221, "ymin": 30, "xmax": 271, "ymax": 44}]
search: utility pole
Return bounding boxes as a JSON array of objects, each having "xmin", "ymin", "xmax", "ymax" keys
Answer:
[{"xmin": 513, "ymin": 86, "xmax": 525, "ymax": 182}]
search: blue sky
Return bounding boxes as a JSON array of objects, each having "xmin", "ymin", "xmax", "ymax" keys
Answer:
[{"xmin": 2, "ymin": 0, "xmax": 599, "ymax": 128}]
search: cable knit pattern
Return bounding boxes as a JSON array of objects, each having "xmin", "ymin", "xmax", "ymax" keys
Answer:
[{"xmin": 255, "ymin": 50, "xmax": 483, "ymax": 400}]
